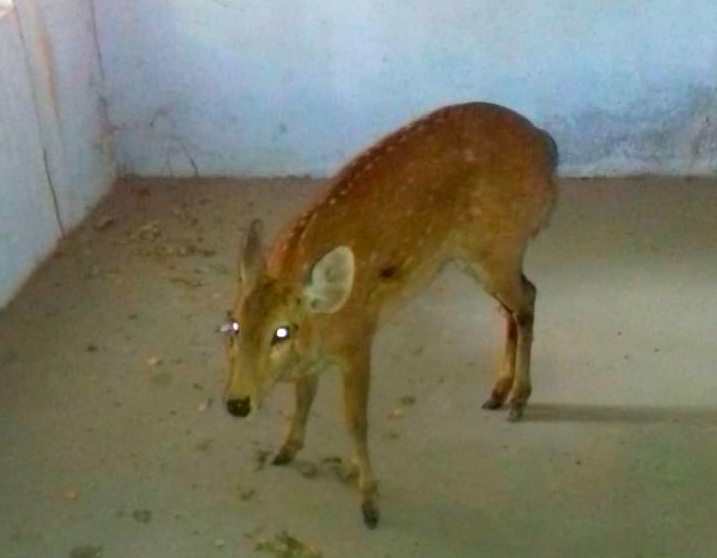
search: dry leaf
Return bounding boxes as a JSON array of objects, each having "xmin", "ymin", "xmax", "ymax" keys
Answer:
[
  {"xmin": 254, "ymin": 531, "xmax": 321, "ymax": 557},
  {"xmin": 94, "ymin": 216, "xmax": 115, "ymax": 231},
  {"xmin": 237, "ymin": 487, "xmax": 256, "ymax": 501}
]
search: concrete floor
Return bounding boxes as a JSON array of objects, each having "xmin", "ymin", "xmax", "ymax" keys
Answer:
[{"xmin": 1, "ymin": 177, "xmax": 716, "ymax": 558}]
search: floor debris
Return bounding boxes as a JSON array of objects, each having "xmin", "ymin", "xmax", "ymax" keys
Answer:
[
  {"xmin": 93, "ymin": 216, "xmax": 116, "ymax": 231},
  {"xmin": 131, "ymin": 509, "xmax": 153, "ymax": 524},
  {"xmin": 388, "ymin": 408, "xmax": 405, "ymax": 419},
  {"xmin": 254, "ymin": 449, "xmax": 272, "ymax": 471},
  {"xmin": 295, "ymin": 461, "xmax": 318, "ymax": 478},
  {"xmin": 254, "ymin": 531, "xmax": 321, "ymax": 558},
  {"xmin": 197, "ymin": 398, "xmax": 213, "ymax": 412},
  {"xmin": 64, "ymin": 488, "xmax": 79, "ymax": 501},
  {"xmin": 237, "ymin": 486, "xmax": 256, "ymax": 502},
  {"xmin": 169, "ymin": 276, "xmax": 203, "ymax": 289},
  {"xmin": 320, "ymin": 456, "xmax": 358, "ymax": 483},
  {"xmin": 69, "ymin": 544, "xmax": 104, "ymax": 558},
  {"xmin": 131, "ymin": 221, "xmax": 160, "ymax": 241}
]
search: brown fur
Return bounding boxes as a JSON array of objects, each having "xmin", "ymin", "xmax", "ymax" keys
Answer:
[{"xmin": 225, "ymin": 102, "xmax": 558, "ymax": 528}]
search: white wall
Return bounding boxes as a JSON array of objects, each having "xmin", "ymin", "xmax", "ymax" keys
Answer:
[
  {"xmin": 0, "ymin": 2, "xmax": 116, "ymax": 309},
  {"xmin": 0, "ymin": 9, "xmax": 61, "ymax": 308},
  {"xmin": 15, "ymin": 0, "xmax": 116, "ymax": 231},
  {"xmin": 1, "ymin": 0, "xmax": 716, "ymax": 308},
  {"xmin": 96, "ymin": 0, "xmax": 717, "ymax": 177}
]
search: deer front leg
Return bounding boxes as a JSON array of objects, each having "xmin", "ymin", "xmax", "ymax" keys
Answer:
[
  {"xmin": 273, "ymin": 374, "xmax": 319, "ymax": 465},
  {"xmin": 342, "ymin": 349, "xmax": 379, "ymax": 528}
]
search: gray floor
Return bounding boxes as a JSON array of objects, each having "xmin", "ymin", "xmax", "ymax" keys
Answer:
[{"xmin": 1, "ymin": 177, "xmax": 716, "ymax": 558}]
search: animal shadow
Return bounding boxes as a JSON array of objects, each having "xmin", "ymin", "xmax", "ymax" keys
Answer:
[{"xmin": 525, "ymin": 402, "xmax": 717, "ymax": 426}]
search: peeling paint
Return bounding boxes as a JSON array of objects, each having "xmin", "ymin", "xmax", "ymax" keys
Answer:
[
  {"xmin": 545, "ymin": 86, "xmax": 717, "ymax": 176},
  {"xmin": 682, "ymin": 88, "xmax": 717, "ymax": 173}
]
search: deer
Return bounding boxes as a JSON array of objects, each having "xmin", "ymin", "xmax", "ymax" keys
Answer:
[{"xmin": 221, "ymin": 102, "xmax": 558, "ymax": 528}]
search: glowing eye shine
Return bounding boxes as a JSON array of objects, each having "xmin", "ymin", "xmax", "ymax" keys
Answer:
[
  {"xmin": 220, "ymin": 320, "xmax": 240, "ymax": 334},
  {"xmin": 271, "ymin": 326, "xmax": 291, "ymax": 346}
]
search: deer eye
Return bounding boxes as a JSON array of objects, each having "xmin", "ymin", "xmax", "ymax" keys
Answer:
[
  {"xmin": 220, "ymin": 319, "xmax": 240, "ymax": 335},
  {"xmin": 270, "ymin": 326, "xmax": 291, "ymax": 345}
]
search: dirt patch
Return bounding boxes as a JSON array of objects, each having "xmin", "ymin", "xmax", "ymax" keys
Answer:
[
  {"xmin": 131, "ymin": 510, "xmax": 153, "ymax": 524},
  {"xmin": 69, "ymin": 545, "xmax": 103, "ymax": 558}
]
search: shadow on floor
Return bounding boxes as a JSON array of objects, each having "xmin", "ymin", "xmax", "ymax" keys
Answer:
[{"xmin": 524, "ymin": 402, "xmax": 717, "ymax": 425}]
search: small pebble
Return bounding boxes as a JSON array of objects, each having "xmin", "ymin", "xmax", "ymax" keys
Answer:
[
  {"xmin": 388, "ymin": 408, "xmax": 405, "ymax": 419},
  {"xmin": 197, "ymin": 398, "xmax": 213, "ymax": 412}
]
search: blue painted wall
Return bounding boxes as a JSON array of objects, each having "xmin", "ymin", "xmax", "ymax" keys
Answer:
[
  {"xmin": 15, "ymin": 0, "xmax": 116, "ymax": 231},
  {"xmin": 0, "ymin": 8, "xmax": 61, "ymax": 308},
  {"xmin": 2, "ymin": 0, "xmax": 716, "ymax": 308},
  {"xmin": 95, "ymin": 0, "xmax": 717, "ymax": 177},
  {"xmin": 0, "ymin": 1, "xmax": 116, "ymax": 309}
]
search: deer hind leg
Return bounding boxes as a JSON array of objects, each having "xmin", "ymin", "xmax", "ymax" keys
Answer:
[
  {"xmin": 488, "ymin": 272, "xmax": 536, "ymax": 422},
  {"xmin": 482, "ymin": 305, "xmax": 518, "ymax": 410},
  {"xmin": 273, "ymin": 374, "xmax": 319, "ymax": 465},
  {"xmin": 462, "ymin": 250, "xmax": 536, "ymax": 422}
]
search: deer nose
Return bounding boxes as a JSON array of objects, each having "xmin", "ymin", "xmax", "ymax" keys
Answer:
[{"xmin": 226, "ymin": 397, "xmax": 251, "ymax": 417}]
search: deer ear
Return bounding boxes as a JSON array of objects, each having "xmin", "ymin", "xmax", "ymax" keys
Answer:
[
  {"xmin": 303, "ymin": 246, "xmax": 355, "ymax": 314},
  {"xmin": 239, "ymin": 219, "xmax": 265, "ymax": 286}
]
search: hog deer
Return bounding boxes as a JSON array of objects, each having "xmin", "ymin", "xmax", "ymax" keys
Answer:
[{"xmin": 222, "ymin": 102, "xmax": 558, "ymax": 528}]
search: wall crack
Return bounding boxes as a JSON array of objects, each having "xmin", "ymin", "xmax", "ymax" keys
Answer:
[
  {"xmin": 43, "ymin": 148, "xmax": 65, "ymax": 236},
  {"xmin": 88, "ymin": 0, "xmax": 105, "ymax": 81}
]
